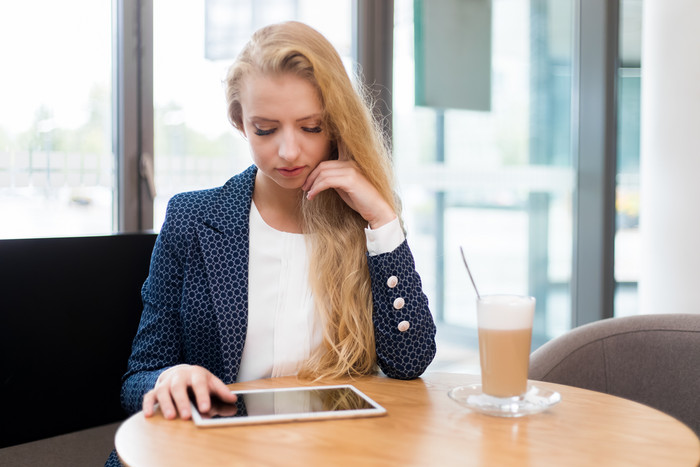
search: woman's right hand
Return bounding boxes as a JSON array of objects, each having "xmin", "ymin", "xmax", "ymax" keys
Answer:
[{"xmin": 142, "ymin": 364, "xmax": 237, "ymax": 420}]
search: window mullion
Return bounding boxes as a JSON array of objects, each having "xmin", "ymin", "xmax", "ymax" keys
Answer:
[
  {"xmin": 571, "ymin": 0, "xmax": 619, "ymax": 326},
  {"xmin": 114, "ymin": 0, "xmax": 153, "ymax": 232}
]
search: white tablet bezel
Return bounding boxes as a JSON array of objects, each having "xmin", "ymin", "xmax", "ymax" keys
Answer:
[{"xmin": 189, "ymin": 384, "xmax": 387, "ymax": 427}]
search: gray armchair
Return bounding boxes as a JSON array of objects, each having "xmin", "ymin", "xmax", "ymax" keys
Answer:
[{"xmin": 529, "ymin": 313, "xmax": 700, "ymax": 436}]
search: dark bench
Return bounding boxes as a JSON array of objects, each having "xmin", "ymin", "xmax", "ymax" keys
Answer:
[{"xmin": 0, "ymin": 233, "xmax": 156, "ymax": 458}]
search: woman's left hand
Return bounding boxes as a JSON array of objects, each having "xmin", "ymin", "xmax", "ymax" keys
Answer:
[{"xmin": 302, "ymin": 148, "xmax": 396, "ymax": 229}]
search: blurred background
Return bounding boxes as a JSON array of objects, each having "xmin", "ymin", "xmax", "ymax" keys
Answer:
[{"xmin": 0, "ymin": 0, "xmax": 646, "ymax": 373}]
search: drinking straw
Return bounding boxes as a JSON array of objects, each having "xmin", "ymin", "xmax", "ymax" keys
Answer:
[{"xmin": 459, "ymin": 246, "xmax": 481, "ymax": 299}]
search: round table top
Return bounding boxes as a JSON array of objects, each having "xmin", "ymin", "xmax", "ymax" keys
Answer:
[{"xmin": 115, "ymin": 372, "xmax": 700, "ymax": 466}]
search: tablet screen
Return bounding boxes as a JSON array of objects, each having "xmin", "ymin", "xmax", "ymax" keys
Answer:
[{"xmin": 189, "ymin": 384, "xmax": 386, "ymax": 427}]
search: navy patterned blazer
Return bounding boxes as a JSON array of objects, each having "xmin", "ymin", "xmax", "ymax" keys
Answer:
[{"xmin": 120, "ymin": 164, "xmax": 437, "ymax": 414}]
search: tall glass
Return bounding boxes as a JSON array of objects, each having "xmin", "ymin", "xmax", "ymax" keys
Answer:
[
  {"xmin": 448, "ymin": 294, "xmax": 561, "ymax": 417},
  {"xmin": 477, "ymin": 295, "xmax": 535, "ymax": 398}
]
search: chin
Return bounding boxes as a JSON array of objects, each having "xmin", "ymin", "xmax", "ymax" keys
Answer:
[{"xmin": 274, "ymin": 177, "xmax": 305, "ymax": 191}]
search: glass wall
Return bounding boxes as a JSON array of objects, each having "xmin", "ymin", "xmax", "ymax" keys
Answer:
[
  {"xmin": 394, "ymin": 0, "xmax": 575, "ymax": 369},
  {"xmin": 0, "ymin": 1, "xmax": 113, "ymax": 239},
  {"xmin": 152, "ymin": 0, "xmax": 353, "ymax": 230},
  {"xmin": 615, "ymin": 0, "xmax": 642, "ymax": 317},
  {"xmin": 1, "ymin": 0, "xmax": 642, "ymax": 332}
]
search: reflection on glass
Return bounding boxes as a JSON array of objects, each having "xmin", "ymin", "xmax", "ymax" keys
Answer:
[
  {"xmin": 394, "ymin": 0, "xmax": 575, "ymax": 368},
  {"xmin": 152, "ymin": 0, "xmax": 352, "ymax": 229},
  {"xmin": 0, "ymin": 0, "xmax": 113, "ymax": 239}
]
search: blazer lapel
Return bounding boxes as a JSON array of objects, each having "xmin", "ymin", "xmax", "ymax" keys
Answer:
[{"xmin": 196, "ymin": 165, "xmax": 257, "ymax": 383}]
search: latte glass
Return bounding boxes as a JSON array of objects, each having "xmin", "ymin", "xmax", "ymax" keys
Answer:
[
  {"xmin": 448, "ymin": 294, "xmax": 561, "ymax": 417},
  {"xmin": 477, "ymin": 295, "xmax": 535, "ymax": 398}
]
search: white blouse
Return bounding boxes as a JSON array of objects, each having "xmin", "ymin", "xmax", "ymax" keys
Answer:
[{"xmin": 236, "ymin": 201, "xmax": 405, "ymax": 383}]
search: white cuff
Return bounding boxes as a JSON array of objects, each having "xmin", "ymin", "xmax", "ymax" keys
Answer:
[{"xmin": 365, "ymin": 217, "xmax": 405, "ymax": 256}]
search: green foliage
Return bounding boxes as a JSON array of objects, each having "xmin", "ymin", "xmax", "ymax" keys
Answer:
[{"xmin": 4, "ymin": 85, "xmax": 111, "ymax": 157}]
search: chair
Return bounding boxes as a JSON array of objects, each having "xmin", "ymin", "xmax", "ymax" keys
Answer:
[
  {"xmin": 0, "ymin": 233, "xmax": 156, "ymax": 451},
  {"xmin": 529, "ymin": 313, "xmax": 700, "ymax": 436}
]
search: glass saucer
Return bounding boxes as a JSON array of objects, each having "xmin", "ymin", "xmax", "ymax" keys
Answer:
[{"xmin": 448, "ymin": 384, "xmax": 561, "ymax": 418}]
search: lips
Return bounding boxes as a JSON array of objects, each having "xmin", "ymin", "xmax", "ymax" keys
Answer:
[{"xmin": 277, "ymin": 166, "xmax": 305, "ymax": 177}]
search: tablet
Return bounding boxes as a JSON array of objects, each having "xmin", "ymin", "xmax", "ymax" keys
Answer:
[{"xmin": 189, "ymin": 384, "xmax": 387, "ymax": 427}]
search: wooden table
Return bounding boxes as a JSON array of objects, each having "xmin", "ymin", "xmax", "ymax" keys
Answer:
[{"xmin": 115, "ymin": 372, "xmax": 700, "ymax": 466}]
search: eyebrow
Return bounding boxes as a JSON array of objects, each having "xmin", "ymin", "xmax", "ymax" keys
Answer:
[{"xmin": 250, "ymin": 113, "xmax": 323, "ymax": 124}]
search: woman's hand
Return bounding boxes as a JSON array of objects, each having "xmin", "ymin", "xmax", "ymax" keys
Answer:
[
  {"xmin": 142, "ymin": 364, "xmax": 237, "ymax": 420},
  {"xmin": 302, "ymin": 145, "xmax": 396, "ymax": 229}
]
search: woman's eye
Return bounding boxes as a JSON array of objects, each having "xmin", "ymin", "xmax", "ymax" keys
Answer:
[
  {"xmin": 254, "ymin": 128, "xmax": 276, "ymax": 136},
  {"xmin": 302, "ymin": 126, "xmax": 322, "ymax": 134}
]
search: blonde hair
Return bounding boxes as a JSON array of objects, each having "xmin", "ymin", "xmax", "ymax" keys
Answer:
[{"xmin": 225, "ymin": 21, "xmax": 399, "ymax": 379}]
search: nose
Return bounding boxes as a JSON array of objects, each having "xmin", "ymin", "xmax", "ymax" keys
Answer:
[{"xmin": 278, "ymin": 128, "xmax": 301, "ymax": 161}]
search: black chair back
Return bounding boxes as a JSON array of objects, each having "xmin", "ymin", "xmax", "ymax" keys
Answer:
[{"xmin": 0, "ymin": 233, "xmax": 156, "ymax": 447}]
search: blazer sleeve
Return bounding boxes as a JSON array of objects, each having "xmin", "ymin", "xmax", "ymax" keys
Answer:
[
  {"xmin": 367, "ymin": 240, "xmax": 437, "ymax": 379},
  {"xmin": 120, "ymin": 196, "xmax": 189, "ymax": 414}
]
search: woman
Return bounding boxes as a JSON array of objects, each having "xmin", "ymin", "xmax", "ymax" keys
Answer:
[{"xmin": 120, "ymin": 21, "xmax": 436, "ymax": 424}]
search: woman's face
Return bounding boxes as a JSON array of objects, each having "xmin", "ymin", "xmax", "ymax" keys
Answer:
[{"xmin": 239, "ymin": 72, "xmax": 332, "ymax": 195}]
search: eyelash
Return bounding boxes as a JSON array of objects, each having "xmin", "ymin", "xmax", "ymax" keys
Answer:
[{"xmin": 253, "ymin": 126, "xmax": 323, "ymax": 136}]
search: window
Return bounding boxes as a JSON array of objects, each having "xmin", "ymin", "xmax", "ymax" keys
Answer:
[
  {"xmin": 2, "ymin": 1, "xmax": 636, "ymax": 345},
  {"xmin": 0, "ymin": 0, "xmax": 113, "ymax": 239},
  {"xmin": 614, "ymin": 0, "xmax": 642, "ymax": 317},
  {"xmin": 395, "ymin": 0, "xmax": 576, "ymax": 370}
]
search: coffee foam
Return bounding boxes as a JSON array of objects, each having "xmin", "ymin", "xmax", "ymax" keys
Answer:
[{"xmin": 476, "ymin": 295, "xmax": 535, "ymax": 330}]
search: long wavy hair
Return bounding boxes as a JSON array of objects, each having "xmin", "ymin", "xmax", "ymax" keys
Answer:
[{"xmin": 225, "ymin": 21, "xmax": 399, "ymax": 379}]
